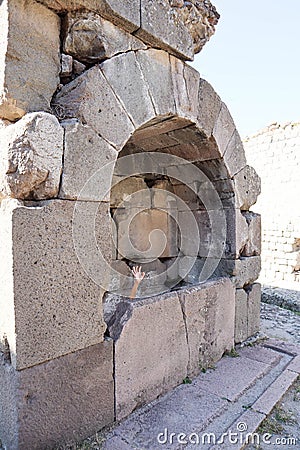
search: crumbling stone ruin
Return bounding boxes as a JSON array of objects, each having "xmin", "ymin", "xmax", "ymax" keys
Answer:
[
  {"xmin": 0, "ymin": 1, "xmax": 261, "ymax": 448},
  {"xmin": 244, "ymin": 122, "xmax": 300, "ymax": 287}
]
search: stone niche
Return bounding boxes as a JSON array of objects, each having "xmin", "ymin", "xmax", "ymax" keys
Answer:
[{"xmin": 0, "ymin": 1, "xmax": 261, "ymax": 449}]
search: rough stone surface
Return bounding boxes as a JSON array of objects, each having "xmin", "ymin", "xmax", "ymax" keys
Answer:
[
  {"xmin": 0, "ymin": 112, "xmax": 64, "ymax": 200},
  {"xmin": 0, "ymin": 0, "xmax": 60, "ymax": 121},
  {"xmin": 217, "ymin": 256, "xmax": 261, "ymax": 288},
  {"xmin": 235, "ymin": 288, "xmax": 248, "ymax": 344},
  {"xmin": 179, "ymin": 278, "xmax": 235, "ymax": 376},
  {"xmin": 59, "ymin": 120, "xmax": 117, "ymax": 201},
  {"xmin": 234, "ymin": 165, "xmax": 261, "ymax": 211},
  {"xmin": 242, "ymin": 211, "xmax": 261, "ymax": 256},
  {"xmin": 63, "ymin": 12, "xmax": 146, "ymax": 64},
  {"xmin": 37, "ymin": 0, "xmax": 141, "ymax": 33},
  {"xmin": 109, "ymin": 292, "xmax": 189, "ymax": 420},
  {"xmin": 100, "ymin": 51, "xmax": 156, "ymax": 129},
  {"xmin": 0, "ymin": 199, "xmax": 110, "ymax": 370},
  {"xmin": 136, "ymin": 49, "xmax": 175, "ymax": 117},
  {"xmin": 110, "ymin": 176, "xmax": 150, "ymax": 208},
  {"xmin": 61, "ymin": 53, "xmax": 73, "ymax": 77},
  {"xmin": 0, "ymin": 341, "xmax": 114, "ymax": 450},
  {"xmin": 197, "ymin": 79, "xmax": 222, "ymax": 137},
  {"xmin": 247, "ymin": 283, "xmax": 261, "ymax": 337},
  {"xmin": 212, "ymin": 102, "xmax": 236, "ymax": 157},
  {"xmin": 52, "ymin": 65, "xmax": 134, "ymax": 150},
  {"xmin": 170, "ymin": 56, "xmax": 200, "ymax": 122},
  {"xmin": 223, "ymin": 129, "xmax": 247, "ymax": 177},
  {"xmin": 137, "ymin": 0, "xmax": 194, "ymax": 60}
]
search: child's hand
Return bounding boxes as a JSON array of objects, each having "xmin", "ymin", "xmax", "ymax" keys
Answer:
[{"xmin": 131, "ymin": 266, "xmax": 145, "ymax": 283}]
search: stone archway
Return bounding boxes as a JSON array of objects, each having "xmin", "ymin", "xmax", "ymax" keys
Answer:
[{"xmin": 0, "ymin": 38, "xmax": 261, "ymax": 450}]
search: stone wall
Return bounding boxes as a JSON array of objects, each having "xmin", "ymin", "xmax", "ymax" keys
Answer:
[{"xmin": 244, "ymin": 122, "xmax": 300, "ymax": 287}]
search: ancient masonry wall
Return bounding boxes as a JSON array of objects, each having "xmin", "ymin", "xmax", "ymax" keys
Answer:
[
  {"xmin": 0, "ymin": 1, "xmax": 261, "ymax": 448},
  {"xmin": 244, "ymin": 122, "xmax": 300, "ymax": 287}
]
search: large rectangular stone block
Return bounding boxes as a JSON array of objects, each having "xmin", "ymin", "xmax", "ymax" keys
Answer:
[
  {"xmin": 247, "ymin": 283, "xmax": 261, "ymax": 336},
  {"xmin": 108, "ymin": 292, "xmax": 189, "ymax": 420},
  {"xmin": 137, "ymin": 0, "xmax": 194, "ymax": 60},
  {"xmin": 38, "ymin": 0, "xmax": 141, "ymax": 33},
  {"xmin": 59, "ymin": 120, "xmax": 117, "ymax": 201},
  {"xmin": 242, "ymin": 211, "xmax": 261, "ymax": 256},
  {"xmin": 0, "ymin": 199, "xmax": 111, "ymax": 370},
  {"xmin": 0, "ymin": 341, "xmax": 114, "ymax": 450},
  {"xmin": 217, "ymin": 256, "xmax": 261, "ymax": 288},
  {"xmin": 178, "ymin": 278, "xmax": 235, "ymax": 375},
  {"xmin": 0, "ymin": 0, "xmax": 60, "ymax": 120}
]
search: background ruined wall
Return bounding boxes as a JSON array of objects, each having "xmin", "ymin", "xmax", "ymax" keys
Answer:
[{"xmin": 244, "ymin": 122, "xmax": 300, "ymax": 288}]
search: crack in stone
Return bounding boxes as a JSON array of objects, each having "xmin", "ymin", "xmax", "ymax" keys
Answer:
[{"xmin": 178, "ymin": 294, "xmax": 191, "ymax": 376}]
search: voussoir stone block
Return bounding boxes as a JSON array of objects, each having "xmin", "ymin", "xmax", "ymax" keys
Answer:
[
  {"xmin": 0, "ymin": 341, "xmax": 114, "ymax": 450},
  {"xmin": 0, "ymin": 0, "xmax": 60, "ymax": 121},
  {"xmin": 53, "ymin": 65, "xmax": 134, "ymax": 150},
  {"xmin": 212, "ymin": 102, "xmax": 236, "ymax": 157},
  {"xmin": 107, "ymin": 292, "xmax": 189, "ymax": 420},
  {"xmin": 100, "ymin": 51, "xmax": 156, "ymax": 129},
  {"xmin": 136, "ymin": 49, "xmax": 175, "ymax": 117},
  {"xmin": 197, "ymin": 79, "xmax": 222, "ymax": 137},
  {"xmin": 234, "ymin": 165, "xmax": 261, "ymax": 211},
  {"xmin": 60, "ymin": 120, "xmax": 117, "ymax": 201},
  {"xmin": 178, "ymin": 278, "xmax": 235, "ymax": 376},
  {"xmin": 0, "ymin": 199, "xmax": 111, "ymax": 370},
  {"xmin": 223, "ymin": 129, "xmax": 247, "ymax": 177},
  {"xmin": 170, "ymin": 56, "xmax": 200, "ymax": 122},
  {"xmin": 0, "ymin": 112, "xmax": 64, "ymax": 200}
]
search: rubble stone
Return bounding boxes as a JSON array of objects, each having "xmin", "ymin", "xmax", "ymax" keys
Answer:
[
  {"xmin": 0, "ymin": 112, "xmax": 64, "ymax": 200},
  {"xmin": 0, "ymin": 0, "xmax": 60, "ymax": 120}
]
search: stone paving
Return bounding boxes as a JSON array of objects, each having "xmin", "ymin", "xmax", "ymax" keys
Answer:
[{"xmin": 99, "ymin": 303, "xmax": 300, "ymax": 450}]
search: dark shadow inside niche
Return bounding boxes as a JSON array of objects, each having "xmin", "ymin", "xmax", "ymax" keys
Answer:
[{"xmin": 105, "ymin": 116, "xmax": 237, "ymax": 307}]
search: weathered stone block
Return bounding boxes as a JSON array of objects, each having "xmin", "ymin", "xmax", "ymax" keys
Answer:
[
  {"xmin": 223, "ymin": 130, "xmax": 247, "ymax": 177},
  {"xmin": 0, "ymin": 0, "xmax": 60, "ymax": 120},
  {"xmin": 114, "ymin": 207, "xmax": 178, "ymax": 261},
  {"xmin": 0, "ymin": 199, "xmax": 111, "ymax": 370},
  {"xmin": 247, "ymin": 283, "xmax": 261, "ymax": 336},
  {"xmin": 108, "ymin": 292, "xmax": 189, "ymax": 420},
  {"xmin": 178, "ymin": 278, "xmax": 235, "ymax": 375},
  {"xmin": 212, "ymin": 102, "xmax": 236, "ymax": 157},
  {"xmin": 0, "ymin": 112, "xmax": 64, "ymax": 200},
  {"xmin": 38, "ymin": 0, "xmax": 141, "ymax": 33},
  {"xmin": 63, "ymin": 12, "xmax": 145, "ymax": 64},
  {"xmin": 218, "ymin": 256, "xmax": 261, "ymax": 288},
  {"xmin": 234, "ymin": 288, "xmax": 248, "ymax": 344},
  {"xmin": 136, "ymin": 49, "xmax": 175, "ymax": 117},
  {"xmin": 52, "ymin": 65, "xmax": 134, "ymax": 150},
  {"xmin": 137, "ymin": 0, "xmax": 194, "ymax": 60},
  {"xmin": 242, "ymin": 211, "xmax": 261, "ymax": 256},
  {"xmin": 170, "ymin": 56, "xmax": 200, "ymax": 121},
  {"xmin": 59, "ymin": 120, "xmax": 117, "ymax": 201},
  {"xmin": 0, "ymin": 341, "xmax": 114, "ymax": 450},
  {"xmin": 234, "ymin": 165, "xmax": 261, "ymax": 211},
  {"xmin": 197, "ymin": 79, "xmax": 222, "ymax": 137},
  {"xmin": 100, "ymin": 51, "xmax": 156, "ymax": 129}
]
